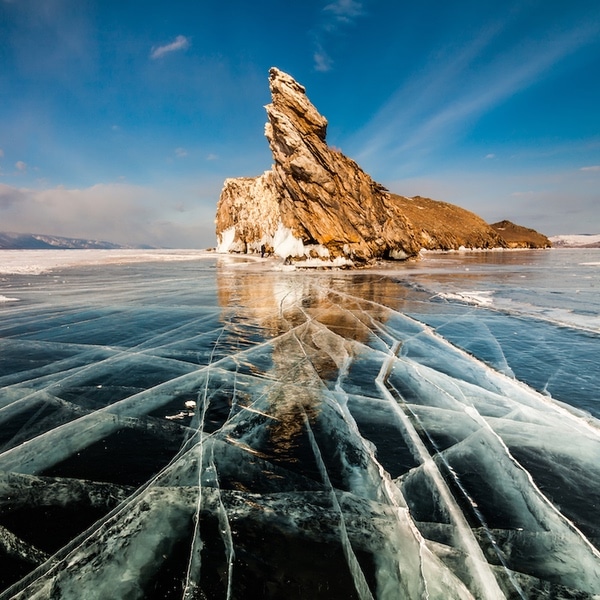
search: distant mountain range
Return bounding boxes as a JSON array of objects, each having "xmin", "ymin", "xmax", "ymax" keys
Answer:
[
  {"xmin": 549, "ymin": 234, "xmax": 600, "ymax": 248},
  {"xmin": 0, "ymin": 232, "xmax": 147, "ymax": 250}
]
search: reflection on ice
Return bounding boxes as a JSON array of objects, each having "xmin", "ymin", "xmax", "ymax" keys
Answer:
[{"xmin": 0, "ymin": 257, "xmax": 599, "ymax": 598}]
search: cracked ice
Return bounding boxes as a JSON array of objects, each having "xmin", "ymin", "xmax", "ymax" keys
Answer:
[{"xmin": 0, "ymin": 255, "xmax": 599, "ymax": 599}]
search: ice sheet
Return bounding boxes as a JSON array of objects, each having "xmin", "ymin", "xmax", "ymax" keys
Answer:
[
  {"xmin": 0, "ymin": 249, "xmax": 213, "ymax": 275},
  {"xmin": 0, "ymin": 255, "xmax": 599, "ymax": 599}
]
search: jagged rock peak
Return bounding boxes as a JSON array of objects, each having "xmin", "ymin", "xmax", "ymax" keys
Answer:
[
  {"xmin": 215, "ymin": 68, "xmax": 509, "ymax": 266},
  {"xmin": 267, "ymin": 67, "xmax": 328, "ymax": 141}
]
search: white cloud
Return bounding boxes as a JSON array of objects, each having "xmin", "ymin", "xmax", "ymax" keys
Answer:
[
  {"xmin": 0, "ymin": 149, "xmax": 4, "ymax": 158},
  {"xmin": 324, "ymin": 0, "xmax": 363, "ymax": 22},
  {"xmin": 580, "ymin": 165, "xmax": 600, "ymax": 172},
  {"xmin": 15, "ymin": 161, "xmax": 27, "ymax": 172},
  {"xmin": 313, "ymin": 48, "xmax": 333, "ymax": 72},
  {"xmin": 485, "ymin": 153, "xmax": 496, "ymax": 159},
  {"xmin": 0, "ymin": 182, "xmax": 217, "ymax": 247},
  {"xmin": 175, "ymin": 147, "xmax": 188, "ymax": 158},
  {"xmin": 206, "ymin": 153, "xmax": 218, "ymax": 161},
  {"xmin": 150, "ymin": 35, "xmax": 190, "ymax": 60},
  {"xmin": 312, "ymin": 1, "xmax": 366, "ymax": 71}
]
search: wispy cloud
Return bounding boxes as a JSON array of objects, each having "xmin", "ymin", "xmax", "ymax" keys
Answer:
[
  {"xmin": 312, "ymin": 0, "xmax": 366, "ymax": 72},
  {"xmin": 0, "ymin": 149, "xmax": 4, "ymax": 158},
  {"xmin": 150, "ymin": 35, "xmax": 190, "ymax": 60},
  {"xmin": 580, "ymin": 165, "xmax": 600, "ymax": 172},
  {"xmin": 175, "ymin": 147, "xmax": 188, "ymax": 158},
  {"xmin": 15, "ymin": 161, "xmax": 27, "ymax": 172},
  {"xmin": 510, "ymin": 191, "xmax": 536, "ymax": 197},
  {"xmin": 323, "ymin": 0, "xmax": 364, "ymax": 23},
  {"xmin": 351, "ymin": 14, "xmax": 600, "ymax": 170},
  {"xmin": 485, "ymin": 153, "xmax": 496, "ymax": 159},
  {"xmin": 313, "ymin": 45, "xmax": 333, "ymax": 73}
]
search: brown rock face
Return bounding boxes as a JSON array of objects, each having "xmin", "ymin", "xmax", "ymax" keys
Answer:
[
  {"xmin": 490, "ymin": 220, "xmax": 552, "ymax": 248},
  {"xmin": 215, "ymin": 68, "xmax": 512, "ymax": 264},
  {"xmin": 392, "ymin": 195, "xmax": 507, "ymax": 251}
]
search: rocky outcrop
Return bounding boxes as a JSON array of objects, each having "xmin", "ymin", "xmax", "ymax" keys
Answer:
[
  {"xmin": 391, "ymin": 195, "xmax": 507, "ymax": 251},
  {"xmin": 490, "ymin": 220, "xmax": 552, "ymax": 248},
  {"xmin": 215, "ymin": 68, "xmax": 530, "ymax": 265}
]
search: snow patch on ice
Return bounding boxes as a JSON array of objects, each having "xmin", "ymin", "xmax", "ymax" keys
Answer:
[
  {"xmin": 435, "ymin": 290, "xmax": 494, "ymax": 307},
  {"xmin": 550, "ymin": 233, "xmax": 600, "ymax": 247},
  {"xmin": 0, "ymin": 295, "xmax": 20, "ymax": 302},
  {"xmin": 0, "ymin": 249, "xmax": 213, "ymax": 274},
  {"xmin": 293, "ymin": 256, "xmax": 354, "ymax": 268}
]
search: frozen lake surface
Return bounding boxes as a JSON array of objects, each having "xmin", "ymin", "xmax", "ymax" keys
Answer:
[{"xmin": 0, "ymin": 248, "xmax": 599, "ymax": 599}]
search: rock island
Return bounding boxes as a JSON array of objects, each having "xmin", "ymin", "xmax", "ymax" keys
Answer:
[{"xmin": 215, "ymin": 68, "xmax": 550, "ymax": 266}]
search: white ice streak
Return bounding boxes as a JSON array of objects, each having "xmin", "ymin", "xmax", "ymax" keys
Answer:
[
  {"xmin": 376, "ymin": 345, "xmax": 505, "ymax": 600},
  {"xmin": 183, "ymin": 325, "xmax": 236, "ymax": 600},
  {"xmin": 302, "ymin": 410, "xmax": 375, "ymax": 600},
  {"xmin": 390, "ymin": 322, "xmax": 600, "ymax": 593}
]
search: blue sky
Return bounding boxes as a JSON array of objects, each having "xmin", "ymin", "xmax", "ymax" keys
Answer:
[{"xmin": 1, "ymin": 0, "xmax": 599, "ymax": 247}]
